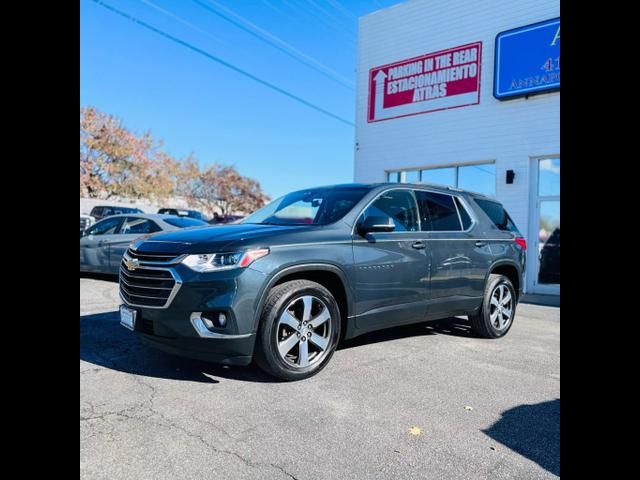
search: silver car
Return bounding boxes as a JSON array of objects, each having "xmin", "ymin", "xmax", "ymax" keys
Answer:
[{"xmin": 80, "ymin": 214, "xmax": 208, "ymax": 274}]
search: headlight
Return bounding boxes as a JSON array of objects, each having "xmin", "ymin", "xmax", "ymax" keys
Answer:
[{"xmin": 181, "ymin": 248, "xmax": 269, "ymax": 272}]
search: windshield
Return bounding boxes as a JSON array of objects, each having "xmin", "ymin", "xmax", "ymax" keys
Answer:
[
  {"xmin": 243, "ymin": 187, "xmax": 370, "ymax": 226},
  {"xmin": 164, "ymin": 217, "xmax": 208, "ymax": 228}
]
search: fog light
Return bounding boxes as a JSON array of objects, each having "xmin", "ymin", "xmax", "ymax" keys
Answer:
[
  {"xmin": 201, "ymin": 311, "xmax": 228, "ymax": 329},
  {"xmin": 201, "ymin": 316, "xmax": 215, "ymax": 329}
]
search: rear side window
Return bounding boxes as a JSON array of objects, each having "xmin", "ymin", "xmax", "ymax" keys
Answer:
[
  {"xmin": 474, "ymin": 198, "xmax": 519, "ymax": 232},
  {"xmin": 455, "ymin": 197, "xmax": 473, "ymax": 230},
  {"xmin": 415, "ymin": 191, "xmax": 461, "ymax": 231},
  {"xmin": 361, "ymin": 190, "xmax": 419, "ymax": 232}
]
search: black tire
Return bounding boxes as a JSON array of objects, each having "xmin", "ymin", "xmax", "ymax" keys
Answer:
[
  {"xmin": 469, "ymin": 274, "xmax": 517, "ymax": 338},
  {"xmin": 254, "ymin": 280, "xmax": 341, "ymax": 381}
]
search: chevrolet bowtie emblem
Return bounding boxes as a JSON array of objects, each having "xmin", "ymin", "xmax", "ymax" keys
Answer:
[{"xmin": 125, "ymin": 257, "xmax": 140, "ymax": 271}]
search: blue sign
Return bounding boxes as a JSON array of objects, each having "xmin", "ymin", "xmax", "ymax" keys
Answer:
[{"xmin": 494, "ymin": 18, "xmax": 560, "ymax": 100}]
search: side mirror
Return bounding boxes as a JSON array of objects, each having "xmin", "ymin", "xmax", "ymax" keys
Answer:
[{"xmin": 357, "ymin": 215, "xmax": 396, "ymax": 235}]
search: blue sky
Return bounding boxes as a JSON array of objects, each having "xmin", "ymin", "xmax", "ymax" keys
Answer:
[{"xmin": 80, "ymin": 0, "xmax": 403, "ymax": 199}]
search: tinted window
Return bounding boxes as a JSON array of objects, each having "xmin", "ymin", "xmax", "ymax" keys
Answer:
[
  {"xmin": 164, "ymin": 217, "xmax": 208, "ymax": 228},
  {"xmin": 120, "ymin": 217, "xmax": 162, "ymax": 235},
  {"xmin": 415, "ymin": 191, "xmax": 461, "ymax": 231},
  {"xmin": 86, "ymin": 217, "xmax": 123, "ymax": 236},
  {"xmin": 90, "ymin": 206, "xmax": 103, "ymax": 217},
  {"xmin": 474, "ymin": 198, "xmax": 519, "ymax": 232},
  {"xmin": 361, "ymin": 190, "xmax": 419, "ymax": 232},
  {"xmin": 455, "ymin": 197, "xmax": 473, "ymax": 230},
  {"xmin": 243, "ymin": 187, "xmax": 370, "ymax": 226}
]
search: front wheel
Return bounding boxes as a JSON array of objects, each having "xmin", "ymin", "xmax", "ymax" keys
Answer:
[
  {"xmin": 254, "ymin": 280, "xmax": 341, "ymax": 381},
  {"xmin": 469, "ymin": 274, "xmax": 517, "ymax": 338}
]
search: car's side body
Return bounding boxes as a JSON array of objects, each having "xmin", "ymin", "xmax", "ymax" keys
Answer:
[
  {"xmin": 80, "ymin": 214, "xmax": 208, "ymax": 274},
  {"xmin": 118, "ymin": 184, "xmax": 524, "ymax": 370}
]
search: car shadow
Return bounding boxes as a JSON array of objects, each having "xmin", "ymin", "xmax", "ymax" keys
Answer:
[
  {"xmin": 80, "ymin": 310, "xmax": 279, "ymax": 384},
  {"xmin": 483, "ymin": 399, "xmax": 560, "ymax": 476},
  {"xmin": 81, "ymin": 312, "xmax": 478, "ymax": 383},
  {"xmin": 338, "ymin": 316, "xmax": 475, "ymax": 350}
]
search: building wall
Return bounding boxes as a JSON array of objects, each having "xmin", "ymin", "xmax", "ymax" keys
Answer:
[{"xmin": 354, "ymin": 0, "xmax": 560, "ymax": 246}]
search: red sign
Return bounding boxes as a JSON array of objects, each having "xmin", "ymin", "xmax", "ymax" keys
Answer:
[{"xmin": 367, "ymin": 42, "xmax": 482, "ymax": 123}]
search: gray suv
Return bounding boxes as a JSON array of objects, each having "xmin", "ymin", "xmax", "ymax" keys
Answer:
[{"xmin": 119, "ymin": 183, "xmax": 525, "ymax": 380}]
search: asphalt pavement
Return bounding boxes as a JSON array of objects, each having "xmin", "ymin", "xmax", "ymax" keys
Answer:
[{"xmin": 80, "ymin": 275, "xmax": 560, "ymax": 479}]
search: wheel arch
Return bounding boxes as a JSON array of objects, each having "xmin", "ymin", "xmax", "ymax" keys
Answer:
[
  {"xmin": 253, "ymin": 263, "xmax": 353, "ymax": 339},
  {"xmin": 487, "ymin": 260, "xmax": 522, "ymax": 300}
]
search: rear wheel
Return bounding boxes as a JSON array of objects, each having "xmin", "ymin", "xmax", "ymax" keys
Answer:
[
  {"xmin": 469, "ymin": 274, "xmax": 516, "ymax": 338},
  {"xmin": 254, "ymin": 280, "xmax": 341, "ymax": 381}
]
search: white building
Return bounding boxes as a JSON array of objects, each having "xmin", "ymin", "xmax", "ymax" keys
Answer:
[{"xmin": 354, "ymin": 0, "xmax": 560, "ymax": 295}]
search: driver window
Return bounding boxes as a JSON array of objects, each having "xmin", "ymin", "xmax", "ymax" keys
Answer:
[
  {"xmin": 361, "ymin": 190, "xmax": 419, "ymax": 232},
  {"xmin": 86, "ymin": 217, "xmax": 122, "ymax": 236}
]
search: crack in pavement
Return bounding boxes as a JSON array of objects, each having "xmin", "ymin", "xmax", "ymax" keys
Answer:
[{"xmin": 82, "ymin": 374, "xmax": 299, "ymax": 479}]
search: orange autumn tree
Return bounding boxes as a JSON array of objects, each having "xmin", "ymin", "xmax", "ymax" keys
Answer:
[{"xmin": 80, "ymin": 106, "xmax": 269, "ymax": 215}]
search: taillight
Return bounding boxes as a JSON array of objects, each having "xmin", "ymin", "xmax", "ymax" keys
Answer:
[{"xmin": 515, "ymin": 237, "xmax": 527, "ymax": 250}]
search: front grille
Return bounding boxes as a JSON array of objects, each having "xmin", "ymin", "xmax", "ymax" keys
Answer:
[
  {"xmin": 119, "ymin": 262, "xmax": 177, "ymax": 308},
  {"xmin": 80, "ymin": 218, "xmax": 88, "ymax": 230},
  {"xmin": 126, "ymin": 248, "xmax": 180, "ymax": 263}
]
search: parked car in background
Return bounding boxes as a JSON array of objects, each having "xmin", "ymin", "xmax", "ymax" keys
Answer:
[
  {"xmin": 80, "ymin": 214, "xmax": 95, "ymax": 236},
  {"xmin": 157, "ymin": 208, "xmax": 208, "ymax": 221},
  {"xmin": 208, "ymin": 213, "xmax": 245, "ymax": 225},
  {"xmin": 90, "ymin": 205, "xmax": 144, "ymax": 222},
  {"xmin": 80, "ymin": 214, "xmax": 208, "ymax": 274},
  {"xmin": 118, "ymin": 183, "xmax": 526, "ymax": 380}
]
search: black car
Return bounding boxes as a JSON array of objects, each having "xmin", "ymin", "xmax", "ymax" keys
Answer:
[
  {"xmin": 119, "ymin": 183, "xmax": 526, "ymax": 380},
  {"xmin": 90, "ymin": 205, "xmax": 144, "ymax": 222},
  {"xmin": 158, "ymin": 208, "xmax": 207, "ymax": 221}
]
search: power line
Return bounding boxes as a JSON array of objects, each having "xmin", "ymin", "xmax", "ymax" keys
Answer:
[
  {"xmin": 280, "ymin": 0, "xmax": 356, "ymax": 48},
  {"xmin": 192, "ymin": 0, "xmax": 354, "ymax": 90},
  {"xmin": 325, "ymin": 0, "xmax": 358, "ymax": 21},
  {"xmin": 137, "ymin": 0, "xmax": 228, "ymax": 47},
  {"xmin": 89, "ymin": 0, "xmax": 355, "ymax": 127}
]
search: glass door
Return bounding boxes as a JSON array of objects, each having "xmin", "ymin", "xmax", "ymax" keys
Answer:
[{"xmin": 532, "ymin": 158, "xmax": 560, "ymax": 294}]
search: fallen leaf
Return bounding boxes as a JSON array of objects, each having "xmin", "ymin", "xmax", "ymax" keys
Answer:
[
  {"xmin": 408, "ymin": 426, "xmax": 422, "ymax": 436},
  {"xmin": 490, "ymin": 446, "xmax": 496, "ymax": 451}
]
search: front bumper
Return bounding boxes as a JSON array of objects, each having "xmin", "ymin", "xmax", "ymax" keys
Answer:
[
  {"xmin": 120, "ymin": 262, "xmax": 268, "ymax": 365},
  {"xmin": 139, "ymin": 332, "xmax": 255, "ymax": 366}
]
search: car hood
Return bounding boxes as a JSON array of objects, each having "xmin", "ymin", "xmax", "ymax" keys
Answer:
[{"xmin": 131, "ymin": 223, "xmax": 313, "ymax": 254}]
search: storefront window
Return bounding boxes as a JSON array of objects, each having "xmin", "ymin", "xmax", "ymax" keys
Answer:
[
  {"xmin": 536, "ymin": 157, "xmax": 560, "ymax": 286},
  {"xmin": 387, "ymin": 162, "xmax": 496, "ymax": 196},
  {"xmin": 404, "ymin": 170, "xmax": 420, "ymax": 183},
  {"xmin": 458, "ymin": 164, "xmax": 496, "ymax": 196},
  {"xmin": 421, "ymin": 167, "xmax": 456, "ymax": 187},
  {"xmin": 387, "ymin": 171, "xmax": 400, "ymax": 182},
  {"xmin": 538, "ymin": 158, "xmax": 560, "ymax": 196}
]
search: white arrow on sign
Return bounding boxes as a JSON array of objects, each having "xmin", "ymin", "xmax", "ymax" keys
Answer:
[{"xmin": 370, "ymin": 68, "xmax": 480, "ymax": 122}]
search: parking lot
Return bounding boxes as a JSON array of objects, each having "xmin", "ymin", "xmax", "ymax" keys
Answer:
[{"xmin": 80, "ymin": 275, "xmax": 559, "ymax": 480}]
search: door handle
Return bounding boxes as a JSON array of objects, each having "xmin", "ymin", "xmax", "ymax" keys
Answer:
[
  {"xmin": 98, "ymin": 240, "xmax": 108, "ymax": 246},
  {"xmin": 475, "ymin": 241, "xmax": 487, "ymax": 247},
  {"xmin": 412, "ymin": 241, "xmax": 426, "ymax": 250}
]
